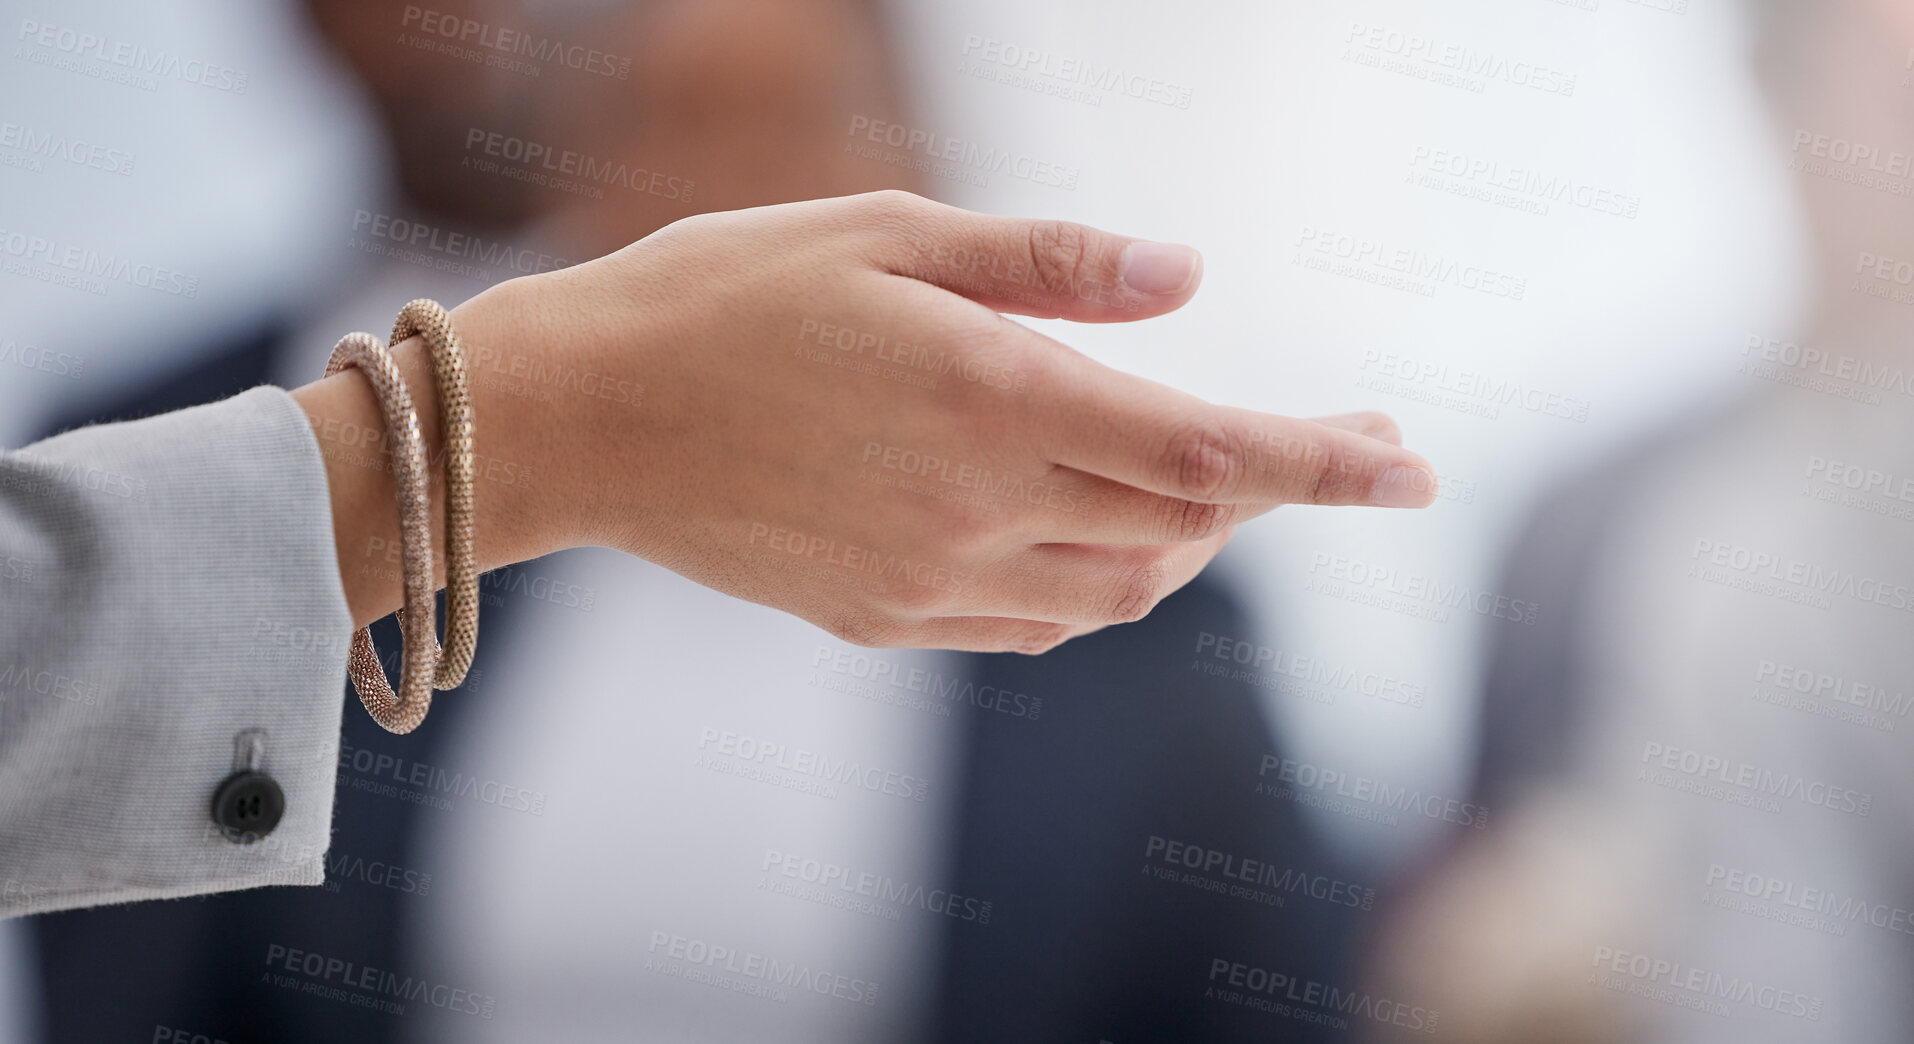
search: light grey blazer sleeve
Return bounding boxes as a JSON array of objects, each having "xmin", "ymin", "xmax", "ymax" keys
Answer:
[{"xmin": 0, "ymin": 386, "xmax": 352, "ymax": 918}]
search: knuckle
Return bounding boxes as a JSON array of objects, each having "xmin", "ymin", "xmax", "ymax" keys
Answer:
[
  {"xmin": 848, "ymin": 190, "xmax": 939, "ymax": 253},
  {"xmin": 884, "ymin": 576, "xmax": 950, "ymax": 615},
  {"xmin": 939, "ymin": 504, "xmax": 1006, "ymax": 555},
  {"xmin": 1301, "ymin": 437, "xmax": 1369, "ymax": 504},
  {"xmin": 1109, "ymin": 562, "xmax": 1170, "ymax": 624},
  {"xmin": 1025, "ymin": 220, "xmax": 1096, "ymax": 298},
  {"xmin": 1162, "ymin": 497, "xmax": 1232, "ymax": 542},
  {"xmin": 1163, "ymin": 421, "xmax": 1242, "ymax": 501},
  {"xmin": 1354, "ymin": 411, "xmax": 1401, "ymax": 443},
  {"xmin": 827, "ymin": 612, "xmax": 903, "ymax": 648},
  {"xmin": 859, "ymin": 188, "xmax": 929, "ymax": 220},
  {"xmin": 653, "ymin": 208, "xmax": 720, "ymax": 244}
]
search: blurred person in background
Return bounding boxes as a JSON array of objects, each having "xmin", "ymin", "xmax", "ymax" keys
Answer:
[{"xmin": 1364, "ymin": 2, "xmax": 1914, "ymax": 1041}]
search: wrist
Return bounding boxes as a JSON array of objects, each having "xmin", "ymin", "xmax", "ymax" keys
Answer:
[
  {"xmin": 293, "ymin": 277, "xmax": 575, "ymax": 627},
  {"xmin": 452, "ymin": 260, "xmax": 672, "ymax": 559},
  {"xmin": 428, "ymin": 284, "xmax": 569, "ymax": 558}
]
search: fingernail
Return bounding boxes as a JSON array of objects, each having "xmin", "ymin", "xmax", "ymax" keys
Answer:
[
  {"xmin": 1369, "ymin": 466, "xmax": 1438, "ymax": 508},
  {"xmin": 1119, "ymin": 241, "xmax": 1200, "ymax": 294}
]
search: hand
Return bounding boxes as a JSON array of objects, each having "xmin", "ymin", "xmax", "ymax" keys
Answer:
[{"xmin": 299, "ymin": 191, "xmax": 1438, "ymax": 652}]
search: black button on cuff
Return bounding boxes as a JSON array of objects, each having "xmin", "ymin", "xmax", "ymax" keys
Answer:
[{"xmin": 211, "ymin": 770, "xmax": 285, "ymax": 843}]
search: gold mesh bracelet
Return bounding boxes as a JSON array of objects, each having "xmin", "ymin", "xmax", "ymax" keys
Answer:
[
  {"xmin": 325, "ymin": 332, "xmax": 440, "ymax": 735},
  {"xmin": 392, "ymin": 299, "xmax": 478, "ymax": 690}
]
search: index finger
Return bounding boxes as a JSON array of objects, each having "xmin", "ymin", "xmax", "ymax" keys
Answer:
[
  {"xmin": 841, "ymin": 190, "xmax": 1204, "ymax": 324},
  {"xmin": 1034, "ymin": 341, "xmax": 1439, "ymax": 508}
]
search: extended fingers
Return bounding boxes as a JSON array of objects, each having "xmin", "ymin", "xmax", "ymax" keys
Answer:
[{"xmin": 1033, "ymin": 347, "xmax": 1438, "ymax": 508}]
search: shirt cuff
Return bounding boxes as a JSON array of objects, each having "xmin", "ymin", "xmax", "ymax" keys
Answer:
[{"xmin": 0, "ymin": 386, "xmax": 352, "ymax": 917}]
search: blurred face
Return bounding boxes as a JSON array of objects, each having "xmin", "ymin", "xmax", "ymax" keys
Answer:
[
  {"xmin": 1762, "ymin": 0, "xmax": 1914, "ymax": 335},
  {"xmin": 304, "ymin": 0, "xmax": 543, "ymax": 223},
  {"xmin": 303, "ymin": 0, "xmax": 917, "ymax": 254}
]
